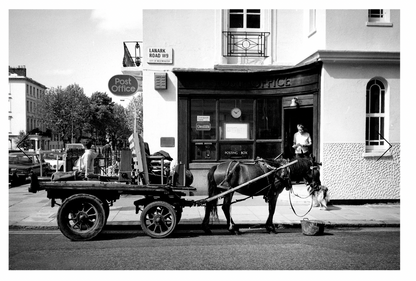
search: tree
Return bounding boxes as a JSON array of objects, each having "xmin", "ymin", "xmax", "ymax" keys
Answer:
[
  {"xmin": 88, "ymin": 92, "xmax": 115, "ymax": 144},
  {"xmin": 126, "ymin": 93, "xmax": 143, "ymax": 134},
  {"xmin": 41, "ymin": 84, "xmax": 90, "ymax": 146},
  {"xmin": 106, "ymin": 103, "xmax": 131, "ymax": 150}
]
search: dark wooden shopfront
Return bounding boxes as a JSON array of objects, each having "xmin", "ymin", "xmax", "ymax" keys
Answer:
[{"xmin": 174, "ymin": 61, "xmax": 322, "ymax": 168}]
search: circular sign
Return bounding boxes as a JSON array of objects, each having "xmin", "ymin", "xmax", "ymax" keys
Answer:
[{"xmin": 108, "ymin": 75, "xmax": 138, "ymax": 96}]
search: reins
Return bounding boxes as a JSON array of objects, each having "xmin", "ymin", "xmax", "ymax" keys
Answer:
[{"xmin": 288, "ymin": 186, "xmax": 313, "ymax": 217}]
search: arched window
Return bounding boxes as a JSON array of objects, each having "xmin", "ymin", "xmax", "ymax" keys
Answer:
[{"xmin": 366, "ymin": 79, "xmax": 386, "ymax": 150}]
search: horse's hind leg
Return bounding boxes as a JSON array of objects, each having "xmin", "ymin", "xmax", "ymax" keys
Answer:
[{"xmin": 222, "ymin": 193, "xmax": 240, "ymax": 235}]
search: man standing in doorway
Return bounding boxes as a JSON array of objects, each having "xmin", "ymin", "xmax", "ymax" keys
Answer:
[{"xmin": 292, "ymin": 124, "xmax": 312, "ymax": 158}]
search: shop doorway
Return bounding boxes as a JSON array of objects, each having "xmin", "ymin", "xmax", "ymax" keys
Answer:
[{"xmin": 283, "ymin": 106, "xmax": 314, "ymax": 159}]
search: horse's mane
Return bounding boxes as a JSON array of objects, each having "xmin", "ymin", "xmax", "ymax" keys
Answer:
[{"xmin": 255, "ymin": 157, "xmax": 289, "ymax": 168}]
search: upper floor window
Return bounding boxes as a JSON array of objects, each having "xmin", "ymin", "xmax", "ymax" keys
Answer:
[
  {"xmin": 367, "ymin": 9, "xmax": 392, "ymax": 27},
  {"xmin": 229, "ymin": 9, "xmax": 261, "ymax": 30},
  {"xmin": 365, "ymin": 79, "xmax": 386, "ymax": 150},
  {"xmin": 224, "ymin": 9, "xmax": 269, "ymax": 57}
]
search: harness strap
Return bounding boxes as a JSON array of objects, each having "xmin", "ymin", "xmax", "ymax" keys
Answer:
[{"xmin": 218, "ymin": 161, "xmax": 239, "ymax": 189}]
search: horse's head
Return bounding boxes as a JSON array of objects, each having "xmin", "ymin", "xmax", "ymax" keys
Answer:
[{"xmin": 306, "ymin": 162, "xmax": 322, "ymax": 193}]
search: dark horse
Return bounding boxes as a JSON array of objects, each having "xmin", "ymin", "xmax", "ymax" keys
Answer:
[{"xmin": 202, "ymin": 158, "xmax": 292, "ymax": 235}]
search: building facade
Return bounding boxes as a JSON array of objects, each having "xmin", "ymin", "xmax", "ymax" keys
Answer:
[
  {"xmin": 8, "ymin": 66, "xmax": 53, "ymax": 151},
  {"xmin": 132, "ymin": 9, "xmax": 400, "ymax": 199}
]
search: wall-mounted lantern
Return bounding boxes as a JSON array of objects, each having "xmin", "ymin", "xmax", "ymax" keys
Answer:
[{"xmin": 290, "ymin": 97, "xmax": 299, "ymax": 107}]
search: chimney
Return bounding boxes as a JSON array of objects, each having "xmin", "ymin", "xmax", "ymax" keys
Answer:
[{"xmin": 9, "ymin": 65, "xmax": 27, "ymax": 77}]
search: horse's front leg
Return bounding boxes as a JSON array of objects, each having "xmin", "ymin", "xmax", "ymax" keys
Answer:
[
  {"xmin": 202, "ymin": 202, "xmax": 214, "ymax": 234},
  {"xmin": 265, "ymin": 191, "xmax": 278, "ymax": 234},
  {"xmin": 222, "ymin": 193, "xmax": 240, "ymax": 235}
]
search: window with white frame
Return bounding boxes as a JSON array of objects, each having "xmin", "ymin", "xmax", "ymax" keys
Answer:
[
  {"xmin": 224, "ymin": 9, "xmax": 269, "ymax": 57},
  {"xmin": 367, "ymin": 9, "xmax": 392, "ymax": 26},
  {"xmin": 229, "ymin": 9, "xmax": 261, "ymax": 30},
  {"xmin": 365, "ymin": 79, "xmax": 386, "ymax": 150}
]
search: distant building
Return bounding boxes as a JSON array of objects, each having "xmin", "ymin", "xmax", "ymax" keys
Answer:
[
  {"xmin": 8, "ymin": 66, "xmax": 57, "ymax": 151},
  {"xmin": 124, "ymin": 9, "xmax": 400, "ymax": 200}
]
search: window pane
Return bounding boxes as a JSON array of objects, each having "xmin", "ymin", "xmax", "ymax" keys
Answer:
[
  {"xmin": 369, "ymin": 117, "xmax": 380, "ymax": 140},
  {"xmin": 247, "ymin": 14, "xmax": 260, "ymax": 28},
  {"xmin": 190, "ymin": 99, "xmax": 216, "ymax": 140},
  {"xmin": 380, "ymin": 90, "xmax": 385, "ymax": 113},
  {"xmin": 193, "ymin": 142, "xmax": 216, "ymax": 160},
  {"xmin": 256, "ymin": 142, "xmax": 281, "ymax": 159},
  {"xmin": 219, "ymin": 99, "xmax": 254, "ymax": 140},
  {"xmin": 220, "ymin": 143, "xmax": 253, "ymax": 160},
  {"xmin": 230, "ymin": 10, "xmax": 244, "ymax": 28},
  {"xmin": 370, "ymin": 85, "xmax": 380, "ymax": 113},
  {"xmin": 256, "ymin": 98, "xmax": 281, "ymax": 139},
  {"xmin": 368, "ymin": 9, "xmax": 383, "ymax": 18}
]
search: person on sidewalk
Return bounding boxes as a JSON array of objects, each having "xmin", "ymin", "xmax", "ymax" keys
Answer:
[
  {"xmin": 292, "ymin": 124, "xmax": 312, "ymax": 158},
  {"xmin": 80, "ymin": 141, "xmax": 98, "ymax": 177}
]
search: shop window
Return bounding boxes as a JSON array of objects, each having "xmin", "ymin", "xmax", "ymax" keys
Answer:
[
  {"xmin": 190, "ymin": 97, "xmax": 282, "ymax": 161},
  {"xmin": 365, "ymin": 79, "xmax": 386, "ymax": 151},
  {"xmin": 219, "ymin": 99, "xmax": 253, "ymax": 140},
  {"xmin": 257, "ymin": 98, "xmax": 281, "ymax": 139}
]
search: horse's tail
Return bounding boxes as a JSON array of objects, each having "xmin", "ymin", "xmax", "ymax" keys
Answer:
[{"xmin": 206, "ymin": 165, "xmax": 218, "ymax": 218}]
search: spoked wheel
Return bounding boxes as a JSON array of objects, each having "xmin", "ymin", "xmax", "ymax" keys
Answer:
[
  {"xmin": 140, "ymin": 201, "xmax": 177, "ymax": 238},
  {"xmin": 57, "ymin": 194, "xmax": 106, "ymax": 241}
]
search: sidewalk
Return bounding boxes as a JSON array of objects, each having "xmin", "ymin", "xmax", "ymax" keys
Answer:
[{"xmin": 9, "ymin": 183, "xmax": 400, "ymax": 230}]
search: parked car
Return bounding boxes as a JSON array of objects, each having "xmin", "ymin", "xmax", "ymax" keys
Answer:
[
  {"xmin": 9, "ymin": 152, "xmax": 50, "ymax": 187},
  {"xmin": 41, "ymin": 151, "xmax": 65, "ymax": 173}
]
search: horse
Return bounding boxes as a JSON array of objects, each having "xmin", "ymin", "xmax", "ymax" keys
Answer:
[
  {"xmin": 202, "ymin": 158, "xmax": 292, "ymax": 235},
  {"xmin": 287, "ymin": 156, "xmax": 329, "ymax": 209}
]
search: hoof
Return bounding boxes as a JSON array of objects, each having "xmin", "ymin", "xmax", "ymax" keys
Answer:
[
  {"xmin": 230, "ymin": 229, "xmax": 242, "ymax": 235},
  {"xmin": 228, "ymin": 226, "xmax": 241, "ymax": 235},
  {"xmin": 266, "ymin": 226, "xmax": 277, "ymax": 234},
  {"xmin": 202, "ymin": 225, "xmax": 213, "ymax": 235}
]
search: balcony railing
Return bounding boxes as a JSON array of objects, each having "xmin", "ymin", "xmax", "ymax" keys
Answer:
[{"xmin": 223, "ymin": 31, "xmax": 270, "ymax": 57}]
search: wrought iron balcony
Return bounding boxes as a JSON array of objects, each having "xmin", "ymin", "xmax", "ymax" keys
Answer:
[
  {"xmin": 223, "ymin": 31, "xmax": 270, "ymax": 57},
  {"xmin": 123, "ymin": 41, "xmax": 142, "ymax": 67}
]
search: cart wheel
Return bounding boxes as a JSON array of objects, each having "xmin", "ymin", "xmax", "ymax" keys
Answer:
[
  {"xmin": 57, "ymin": 194, "xmax": 106, "ymax": 241},
  {"xmin": 140, "ymin": 201, "xmax": 177, "ymax": 238}
]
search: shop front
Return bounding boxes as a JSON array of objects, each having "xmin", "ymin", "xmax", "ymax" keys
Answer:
[{"xmin": 174, "ymin": 62, "xmax": 322, "ymax": 192}]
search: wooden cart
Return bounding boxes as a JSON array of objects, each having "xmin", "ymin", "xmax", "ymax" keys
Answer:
[{"xmin": 29, "ymin": 133, "xmax": 296, "ymax": 241}]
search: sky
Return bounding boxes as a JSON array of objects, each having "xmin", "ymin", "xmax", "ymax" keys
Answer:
[{"xmin": 8, "ymin": 9, "xmax": 143, "ymax": 104}]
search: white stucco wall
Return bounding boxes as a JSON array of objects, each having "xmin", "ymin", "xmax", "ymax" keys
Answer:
[
  {"xmin": 325, "ymin": 10, "xmax": 400, "ymax": 52},
  {"xmin": 320, "ymin": 62, "xmax": 400, "ymax": 199},
  {"xmin": 142, "ymin": 10, "xmax": 222, "ymax": 164}
]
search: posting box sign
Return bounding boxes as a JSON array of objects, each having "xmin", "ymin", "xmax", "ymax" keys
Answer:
[{"xmin": 147, "ymin": 47, "xmax": 173, "ymax": 64}]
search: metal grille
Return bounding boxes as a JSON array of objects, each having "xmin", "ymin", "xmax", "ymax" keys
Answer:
[{"xmin": 223, "ymin": 31, "xmax": 269, "ymax": 57}]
